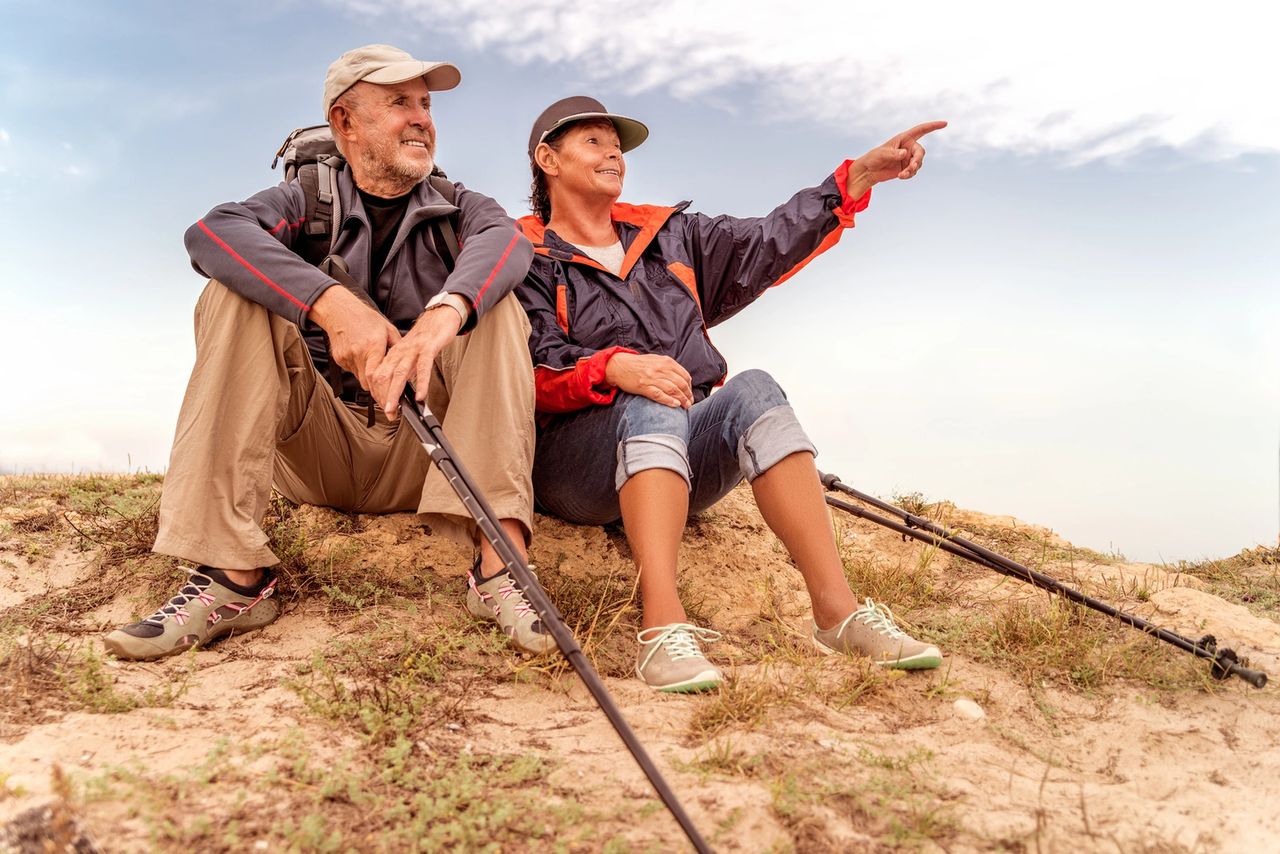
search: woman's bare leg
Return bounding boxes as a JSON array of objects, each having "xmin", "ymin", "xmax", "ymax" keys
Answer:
[
  {"xmin": 619, "ymin": 468, "xmax": 690, "ymax": 629},
  {"xmin": 751, "ymin": 451, "xmax": 859, "ymax": 629}
]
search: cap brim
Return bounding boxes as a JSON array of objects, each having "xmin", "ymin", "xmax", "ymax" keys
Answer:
[
  {"xmin": 541, "ymin": 111, "xmax": 649, "ymax": 153},
  {"xmin": 364, "ymin": 60, "xmax": 461, "ymax": 92}
]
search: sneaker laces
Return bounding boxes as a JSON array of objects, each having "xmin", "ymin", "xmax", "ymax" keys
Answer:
[
  {"xmin": 473, "ymin": 565, "xmax": 545, "ymax": 627},
  {"xmin": 636, "ymin": 623, "xmax": 722, "ymax": 663},
  {"xmin": 849, "ymin": 597, "xmax": 909, "ymax": 639},
  {"xmin": 143, "ymin": 571, "xmax": 215, "ymax": 626}
]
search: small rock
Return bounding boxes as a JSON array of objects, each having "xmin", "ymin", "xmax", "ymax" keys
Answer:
[
  {"xmin": 254, "ymin": 840, "xmax": 270, "ymax": 851},
  {"xmin": 953, "ymin": 698, "xmax": 985, "ymax": 720}
]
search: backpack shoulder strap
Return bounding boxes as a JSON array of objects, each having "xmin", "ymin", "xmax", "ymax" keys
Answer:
[
  {"xmin": 428, "ymin": 172, "xmax": 460, "ymax": 273},
  {"xmin": 294, "ymin": 154, "xmax": 345, "ymax": 267}
]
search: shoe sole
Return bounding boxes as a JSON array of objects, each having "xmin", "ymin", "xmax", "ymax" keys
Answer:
[
  {"xmin": 635, "ymin": 667, "xmax": 723, "ymax": 694},
  {"xmin": 103, "ymin": 620, "xmax": 271, "ymax": 662},
  {"xmin": 812, "ymin": 637, "xmax": 943, "ymax": 671}
]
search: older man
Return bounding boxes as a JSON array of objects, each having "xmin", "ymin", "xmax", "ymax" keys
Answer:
[{"xmin": 105, "ymin": 45, "xmax": 551, "ymax": 660}]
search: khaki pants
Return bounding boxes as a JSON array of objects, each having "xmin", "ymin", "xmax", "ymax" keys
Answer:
[{"xmin": 153, "ymin": 280, "xmax": 535, "ymax": 570}]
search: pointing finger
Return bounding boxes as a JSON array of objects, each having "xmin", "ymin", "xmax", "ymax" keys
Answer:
[{"xmin": 901, "ymin": 121, "xmax": 947, "ymax": 143}]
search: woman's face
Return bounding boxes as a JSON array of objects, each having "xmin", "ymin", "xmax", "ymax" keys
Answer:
[{"xmin": 546, "ymin": 119, "xmax": 625, "ymax": 201}]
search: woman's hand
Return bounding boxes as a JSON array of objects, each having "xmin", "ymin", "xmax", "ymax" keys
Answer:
[
  {"xmin": 605, "ymin": 353, "xmax": 694, "ymax": 409},
  {"xmin": 846, "ymin": 121, "xmax": 947, "ymax": 198}
]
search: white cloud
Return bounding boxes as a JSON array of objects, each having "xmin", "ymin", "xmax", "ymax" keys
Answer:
[
  {"xmin": 344, "ymin": 0, "xmax": 1278, "ymax": 162},
  {"xmin": 0, "ymin": 128, "xmax": 9, "ymax": 144}
]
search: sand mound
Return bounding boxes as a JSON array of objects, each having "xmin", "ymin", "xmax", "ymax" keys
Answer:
[{"xmin": 1, "ymin": 475, "xmax": 1277, "ymax": 851}]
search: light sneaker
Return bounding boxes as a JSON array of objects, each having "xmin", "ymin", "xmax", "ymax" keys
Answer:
[
  {"xmin": 813, "ymin": 598, "xmax": 942, "ymax": 670},
  {"xmin": 635, "ymin": 623, "xmax": 723, "ymax": 693},
  {"xmin": 465, "ymin": 559, "xmax": 557, "ymax": 656},
  {"xmin": 103, "ymin": 568, "xmax": 279, "ymax": 661}
]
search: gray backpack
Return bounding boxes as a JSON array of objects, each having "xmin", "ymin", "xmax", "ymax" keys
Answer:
[{"xmin": 271, "ymin": 124, "xmax": 460, "ymax": 270}]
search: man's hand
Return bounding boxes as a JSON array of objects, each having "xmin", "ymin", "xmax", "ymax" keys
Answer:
[
  {"xmin": 368, "ymin": 304, "xmax": 462, "ymax": 420},
  {"xmin": 605, "ymin": 353, "xmax": 694, "ymax": 409},
  {"xmin": 310, "ymin": 285, "xmax": 401, "ymax": 392},
  {"xmin": 846, "ymin": 121, "xmax": 948, "ymax": 199}
]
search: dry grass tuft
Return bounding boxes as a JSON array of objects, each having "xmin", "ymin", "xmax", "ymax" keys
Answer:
[
  {"xmin": 0, "ymin": 634, "xmax": 192, "ymax": 737},
  {"xmin": 1168, "ymin": 546, "xmax": 1280, "ymax": 616},
  {"xmin": 289, "ymin": 620, "xmax": 507, "ymax": 745},
  {"xmin": 687, "ymin": 671, "xmax": 797, "ymax": 742},
  {"xmin": 521, "ymin": 559, "xmax": 641, "ymax": 678},
  {"xmin": 0, "ymin": 635, "xmax": 77, "ymax": 736},
  {"xmin": 938, "ymin": 595, "xmax": 1208, "ymax": 692}
]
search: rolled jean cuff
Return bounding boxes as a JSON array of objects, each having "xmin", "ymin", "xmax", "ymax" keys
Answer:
[
  {"xmin": 738, "ymin": 405, "xmax": 817, "ymax": 482},
  {"xmin": 616, "ymin": 433, "xmax": 691, "ymax": 492}
]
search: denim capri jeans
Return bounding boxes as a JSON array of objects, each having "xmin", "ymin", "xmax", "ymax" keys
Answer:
[{"xmin": 533, "ymin": 369, "xmax": 818, "ymax": 525}]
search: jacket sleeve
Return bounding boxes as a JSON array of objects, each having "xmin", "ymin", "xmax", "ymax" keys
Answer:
[
  {"xmin": 184, "ymin": 182, "xmax": 338, "ymax": 327},
  {"xmin": 680, "ymin": 161, "xmax": 871, "ymax": 328},
  {"xmin": 517, "ymin": 260, "xmax": 635, "ymax": 414},
  {"xmin": 444, "ymin": 185, "xmax": 533, "ymax": 327}
]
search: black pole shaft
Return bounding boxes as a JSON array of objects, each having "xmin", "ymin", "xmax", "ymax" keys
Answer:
[
  {"xmin": 820, "ymin": 474, "xmax": 1267, "ymax": 689},
  {"xmin": 402, "ymin": 397, "xmax": 713, "ymax": 853}
]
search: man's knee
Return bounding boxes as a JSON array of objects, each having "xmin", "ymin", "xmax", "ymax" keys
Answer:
[
  {"xmin": 196, "ymin": 278, "xmax": 259, "ymax": 320},
  {"xmin": 474, "ymin": 293, "xmax": 532, "ymax": 339}
]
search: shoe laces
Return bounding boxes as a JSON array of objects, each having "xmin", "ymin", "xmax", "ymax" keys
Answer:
[
  {"xmin": 474, "ymin": 565, "xmax": 542, "ymax": 623},
  {"xmin": 144, "ymin": 571, "xmax": 214, "ymax": 625},
  {"xmin": 637, "ymin": 623, "xmax": 722, "ymax": 663},
  {"xmin": 850, "ymin": 598, "xmax": 909, "ymax": 640}
]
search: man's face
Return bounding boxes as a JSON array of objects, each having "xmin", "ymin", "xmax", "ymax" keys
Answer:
[{"xmin": 344, "ymin": 77, "xmax": 437, "ymax": 192}]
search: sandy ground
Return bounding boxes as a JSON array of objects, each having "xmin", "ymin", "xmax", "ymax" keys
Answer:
[{"xmin": 1, "ymin": 480, "xmax": 1278, "ymax": 852}]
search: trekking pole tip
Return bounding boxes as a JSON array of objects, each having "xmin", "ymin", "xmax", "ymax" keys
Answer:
[{"xmin": 1207, "ymin": 647, "xmax": 1269, "ymax": 688}]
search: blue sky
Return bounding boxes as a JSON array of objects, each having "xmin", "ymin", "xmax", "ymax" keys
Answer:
[{"xmin": 1, "ymin": 0, "xmax": 1276, "ymax": 563}]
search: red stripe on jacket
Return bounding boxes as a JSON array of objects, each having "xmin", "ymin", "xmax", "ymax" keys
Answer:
[
  {"xmin": 268, "ymin": 216, "xmax": 306, "ymax": 235},
  {"xmin": 195, "ymin": 220, "xmax": 311, "ymax": 312},
  {"xmin": 534, "ymin": 346, "xmax": 636, "ymax": 414},
  {"xmin": 472, "ymin": 230, "xmax": 522, "ymax": 308}
]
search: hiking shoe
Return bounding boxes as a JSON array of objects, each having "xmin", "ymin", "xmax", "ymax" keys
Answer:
[
  {"xmin": 103, "ymin": 568, "xmax": 279, "ymax": 661},
  {"xmin": 813, "ymin": 598, "xmax": 942, "ymax": 670},
  {"xmin": 635, "ymin": 623, "xmax": 723, "ymax": 693},
  {"xmin": 465, "ymin": 559, "xmax": 556, "ymax": 656}
]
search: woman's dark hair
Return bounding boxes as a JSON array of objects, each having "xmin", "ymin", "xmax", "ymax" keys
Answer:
[{"xmin": 528, "ymin": 124, "xmax": 571, "ymax": 223}]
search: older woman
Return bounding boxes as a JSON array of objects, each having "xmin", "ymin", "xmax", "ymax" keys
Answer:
[{"xmin": 514, "ymin": 96, "xmax": 945, "ymax": 692}]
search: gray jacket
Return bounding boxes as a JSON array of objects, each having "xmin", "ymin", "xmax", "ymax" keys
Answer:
[{"xmin": 184, "ymin": 164, "xmax": 533, "ymax": 380}]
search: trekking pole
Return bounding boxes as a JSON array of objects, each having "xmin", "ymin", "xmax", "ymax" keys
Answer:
[
  {"xmin": 401, "ymin": 394, "xmax": 713, "ymax": 853},
  {"xmin": 818, "ymin": 472, "xmax": 1269, "ymax": 689}
]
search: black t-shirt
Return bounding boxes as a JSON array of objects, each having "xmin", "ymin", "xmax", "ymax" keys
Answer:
[{"xmin": 359, "ymin": 187, "xmax": 413, "ymax": 283}]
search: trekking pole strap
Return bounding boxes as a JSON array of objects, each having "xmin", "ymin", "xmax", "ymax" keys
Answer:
[
  {"xmin": 820, "ymin": 474, "xmax": 1269, "ymax": 689},
  {"xmin": 399, "ymin": 394, "xmax": 714, "ymax": 853}
]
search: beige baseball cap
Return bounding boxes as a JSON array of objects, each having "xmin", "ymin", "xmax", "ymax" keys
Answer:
[{"xmin": 323, "ymin": 44, "xmax": 461, "ymax": 118}]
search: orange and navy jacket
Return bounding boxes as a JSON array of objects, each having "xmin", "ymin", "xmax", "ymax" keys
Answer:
[
  {"xmin": 516, "ymin": 162, "xmax": 870, "ymax": 416},
  {"xmin": 183, "ymin": 164, "xmax": 531, "ymax": 397}
]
